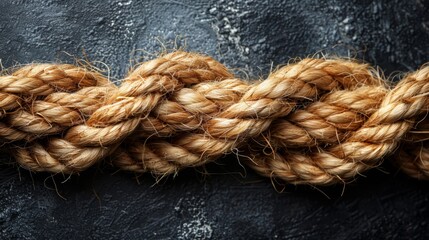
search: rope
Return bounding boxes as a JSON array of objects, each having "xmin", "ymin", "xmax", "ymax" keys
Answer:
[{"xmin": 1, "ymin": 51, "xmax": 428, "ymax": 185}]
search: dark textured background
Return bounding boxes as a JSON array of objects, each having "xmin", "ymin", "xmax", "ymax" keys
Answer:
[{"xmin": 1, "ymin": 0, "xmax": 429, "ymax": 239}]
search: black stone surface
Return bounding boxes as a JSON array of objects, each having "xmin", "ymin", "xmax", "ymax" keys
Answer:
[{"xmin": 0, "ymin": 0, "xmax": 429, "ymax": 239}]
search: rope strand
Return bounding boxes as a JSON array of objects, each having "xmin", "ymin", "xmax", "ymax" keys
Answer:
[{"xmin": 1, "ymin": 51, "xmax": 428, "ymax": 185}]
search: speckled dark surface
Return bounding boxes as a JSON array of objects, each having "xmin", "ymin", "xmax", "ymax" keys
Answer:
[{"xmin": 1, "ymin": 0, "xmax": 429, "ymax": 239}]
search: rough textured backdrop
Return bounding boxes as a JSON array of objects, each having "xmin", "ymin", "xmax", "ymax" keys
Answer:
[{"xmin": 1, "ymin": 0, "xmax": 429, "ymax": 239}]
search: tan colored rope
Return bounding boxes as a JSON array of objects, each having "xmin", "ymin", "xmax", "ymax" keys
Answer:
[{"xmin": 1, "ymin": 51, "xmax": 428, "ymax": 185}]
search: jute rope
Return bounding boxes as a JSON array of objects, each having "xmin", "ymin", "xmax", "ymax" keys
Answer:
[{"xmin": 1, "ymin": 51, "xmax": 428, "ymax": 185}]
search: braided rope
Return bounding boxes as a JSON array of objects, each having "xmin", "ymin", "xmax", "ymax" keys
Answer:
[{"xmin": 1, "ymin": 51, "xmax": 428, "ymax": 185}]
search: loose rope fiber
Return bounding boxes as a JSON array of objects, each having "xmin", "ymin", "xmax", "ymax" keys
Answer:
[{"xmin": 1, "ymin": 51, "xmax": 429, "ymax": 185}]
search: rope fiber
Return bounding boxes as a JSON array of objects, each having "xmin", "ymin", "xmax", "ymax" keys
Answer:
[{"xmin": 1, "ymin": 51, "xmax": 429, "ymax": 185}]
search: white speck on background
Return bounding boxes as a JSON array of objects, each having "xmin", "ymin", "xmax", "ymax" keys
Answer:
[{"xmin": 176, "ymin": 196, "xmax": 214, "ymax": 239}]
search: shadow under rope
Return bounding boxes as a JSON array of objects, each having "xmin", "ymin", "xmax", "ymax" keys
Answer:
[{"xmin": 1, "ymin": 152, "xmax": 428, "ymax": 201}]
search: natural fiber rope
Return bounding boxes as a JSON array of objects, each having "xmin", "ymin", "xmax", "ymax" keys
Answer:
[{"xmin": 1, "ymin": 51, "xmax": 429, "ymax": 185}]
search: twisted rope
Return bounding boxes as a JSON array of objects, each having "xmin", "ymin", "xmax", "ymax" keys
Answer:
[{"xmin": 1, "ymin": 51, "xmax": 428, "ymax": 185}]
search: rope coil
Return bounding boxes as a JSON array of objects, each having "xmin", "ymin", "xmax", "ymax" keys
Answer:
[{"xmin": 1, "ymin": 51, "xmax": 428, "ymax": 185}]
